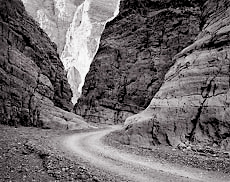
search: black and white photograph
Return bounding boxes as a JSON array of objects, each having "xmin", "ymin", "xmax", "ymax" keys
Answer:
[{"xmin": 0, "ymin": 0, "xmax": 230, "ymax": 181}]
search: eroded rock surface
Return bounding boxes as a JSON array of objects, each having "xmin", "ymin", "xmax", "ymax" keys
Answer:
[
  {"xmin": 61, "ymin": 0, "xmax": 120, "ymax": 97},
  {"xmin": 75, "ymin": 0, "xmax": 204, "ymax": 124},
  {"xmin": 67, "ymin": 67, "xmax": 82, "ymax": 104},
  {"xmin": 122, "ymin": 0, "xmax": 230, "ymax": 149},
  {"xmin": 21, "ymin": 0, "xmax": 84, "ymax": 54},
  {"xmin": 22, "ymin": 0, "xmax": 120, "ymax": 104},
  {"xmin": 21, "ymin": 0, "xmax": 83, "ymax": 103},
  {"xmin": 0, "ymin": 0, "xmax": 89, "ymax": 130}
]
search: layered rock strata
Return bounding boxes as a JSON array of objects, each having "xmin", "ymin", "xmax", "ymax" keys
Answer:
[
  {"xmin": 21, "ymin": 0, "xmax": 83, "ymax": 103},
  {"xmin": 22, "ymin": 0, "xmax": 120, "ymax": 104},
  {"xmin": 61, "ymin": 0, "xmax": 120, "ymax": 101},
  {"xmin": 122, "ymin": 0, "xmax": 230, "ymax": 149},
  {"xmin": 75, "ymin": 0, "xmax": 204, "ymax": 124},
  {"xmin": 0, "ymin": 0, "xmax": 88, "ymax": 130},
  {"xmin": 21, "ymin": 0, "xmax": 84, "ymax": 54}
]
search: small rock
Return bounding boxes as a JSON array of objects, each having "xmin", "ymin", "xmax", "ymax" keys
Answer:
[{"xmin": 177, "ymin": 143, "xmax": 186, "ymax": 150}]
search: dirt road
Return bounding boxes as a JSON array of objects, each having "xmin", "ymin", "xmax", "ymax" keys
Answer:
[{"xmin": 62, "ymin": 126, "xmax": 230, "ymax": 182}]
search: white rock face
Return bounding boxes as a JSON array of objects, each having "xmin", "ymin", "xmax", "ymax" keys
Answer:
[
  {"xmin": 61, "ymin": 0, "xmax": 120, "ymax": 95},
  {"xmin": 22, "ymin": 0, "xmax": 83, "ymax": 54},
  {"xmin": 22, "ymin": 0, "xmax": 120, "ymax": 104},
  {"xmin": 67, "ymin": 67, "xmax": 82, "ymax": 104}
]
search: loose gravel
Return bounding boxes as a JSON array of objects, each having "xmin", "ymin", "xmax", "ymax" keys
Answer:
[
  {"xmin": 0, "ymin": 124, "xmax": 106, "ymax": 182},
  {"xmin": 1, "ymin": 124, "xmax": 229, "ymax": 182},
  {"xmin": 104, "ymin": 130, "xmax": 230, "ymax": 174}
]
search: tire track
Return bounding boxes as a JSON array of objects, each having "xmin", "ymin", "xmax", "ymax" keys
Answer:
[{"xmin": 62, "ymin": 126, "xmax": 230, "ymax": 182}]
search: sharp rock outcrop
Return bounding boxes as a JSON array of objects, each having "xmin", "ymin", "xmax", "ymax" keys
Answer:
[
  {"xmin": 121, "ymin": 0, "xmax": 230, "ymax": 149},
  {"xmin": 75, "ymin": 0, "xmax": 205, "ymax": 124},
  {"xmin": 0, "ymin": 0, "xmax": 89, "ymax": 130}
]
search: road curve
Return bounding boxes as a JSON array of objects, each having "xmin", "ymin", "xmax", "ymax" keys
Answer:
[{"xmin": 62, "ymin": 126, "xmax": 230, "ymax": 182}]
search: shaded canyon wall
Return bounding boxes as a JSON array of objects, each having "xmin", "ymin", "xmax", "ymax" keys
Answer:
[{"xmin": 0, "ymin": 0, "xmax": 89, "ymax": 130}]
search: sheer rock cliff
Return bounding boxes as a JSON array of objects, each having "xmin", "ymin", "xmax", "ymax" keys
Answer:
[
  {"xmin": 21, "ymin": 0, "xmax": 83, "ymax": 104},
  {"xmin": 0, "ymin": 0, "xmax": 89, "ymax": 129},
  {"xmin": 121, "ymin": 0, "xmax": 230, "ymax": 149},
  {"xmin": 75, "ymin": 0, "xmax": 204, "ymax": 124}
]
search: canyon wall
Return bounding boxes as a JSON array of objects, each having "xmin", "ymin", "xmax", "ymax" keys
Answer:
[
  {"xmin": 22, "ymin": 0, "xmax": 120, "ymax": 104},
  {"xmin": 21, "ymin": 0, "xmax": 84, "ymax": 54},
  {"xmin": 21, "ymin": 0, "xmax": 83, "ymax": 104},
  {"xmin": 121, "ymin": 0, "xmax": 230, "ymax": 149},
  {"xmin": 0, "ymin": 0, "xmax": 88, "ymax": 130},
  {"xmin": 75, "ymin": 0, "xmax": 204, "ymax": 124}
]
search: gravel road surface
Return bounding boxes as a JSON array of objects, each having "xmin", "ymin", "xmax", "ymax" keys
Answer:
[{"xmin": 62, "ymin": 126, "xmax": 230, "ymax": 182}]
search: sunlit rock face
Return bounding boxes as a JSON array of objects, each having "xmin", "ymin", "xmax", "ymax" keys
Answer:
[
  {"xmin": 61, "ymin": 0, "xmax": 120, "ymax": 99},
  {"xmin": 21, "ymin": 0, "xmax": 83, "ymax": 54},
  {"xmin": 21, "ymin": 0, "xmax": 83, "ymax": 104},
  {"xmin": 22, "ymin": 0, "xmax": 120, "ymax": 104},
  {"xmin": 121, "ymin": 0, "xmax": 230, "ymax": 149},
  {"xmin": 75, "ymin": 0, "xmax": 204, "ymax": 124},
  {"xmin": 67, "ymin": 67, "xmax": 82, "ymax": 103}
]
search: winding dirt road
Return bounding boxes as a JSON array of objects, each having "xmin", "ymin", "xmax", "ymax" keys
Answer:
[{"xmin": 62, "ymin": 126, "xmax": 230, "ymax": 182}]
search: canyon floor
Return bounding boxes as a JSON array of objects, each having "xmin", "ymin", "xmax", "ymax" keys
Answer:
[{"xmin": 0, "ymin": 124, "xmax": 230, "ymax": 182}]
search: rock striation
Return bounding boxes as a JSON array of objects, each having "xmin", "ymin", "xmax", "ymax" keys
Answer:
[
  {"xmin": 0, "ymin": 0, "xmax": 89, "ymax": 130},
  {"xmin": 22, "ymin": 0, "xmax": 120, "ymax": 104},
  {"xmin": 61, "ymin": 0, "xmax": 120, "ymax": 102},
  {"xmin": 75, "ymin": 0, "xmax": 204, "ymax": 124},
  {"xmin": 122, "ymin": 0, "xmax": 230, "ymax": 149},
  {"xmin": 21, "ymin": 0, "xmax": 84, "ymax": 54},
  {"xmin": 21, "ymin": 0, "xmax": 83, "ymax": 104}
]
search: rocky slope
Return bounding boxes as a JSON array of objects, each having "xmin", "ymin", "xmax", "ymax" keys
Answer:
[
  {"xmin": 121, "ymin": 0, "xmax": 230, "ymax": 149},
  {"xmin": 22, "ymin": 0, "xmax": 120, "ymax": 104},
  {"xmin": 75, "ymin": 0, "xmax": 204, "ymax": 124},
  {"xmin": 0, "ymin": 0, "xmax": 88, "ymax": 129}
]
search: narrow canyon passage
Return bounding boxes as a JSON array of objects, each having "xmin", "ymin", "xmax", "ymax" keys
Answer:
[
  {"xmin": 62, "ymin": 126, "xmax": 230, "ymax": 182},
  {"xmin": 21, "ymin": 0, "xmax": 121, "ymax": 104}
]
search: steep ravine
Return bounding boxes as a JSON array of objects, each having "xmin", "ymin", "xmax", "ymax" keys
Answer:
[
  {"xmin": 22, "ymin": 0, "xmax": 120, "ymax": 104},
  {"xmin": 75, "ymin": 0, "xmax": 204, "ymax": 124},
  {"xmin": 0, "ymin": 0, "xmax": 89, "ymax": 130},
  {"xmin": 21, "ymin": 0, "xmax": 83, "ymax": 103}
]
